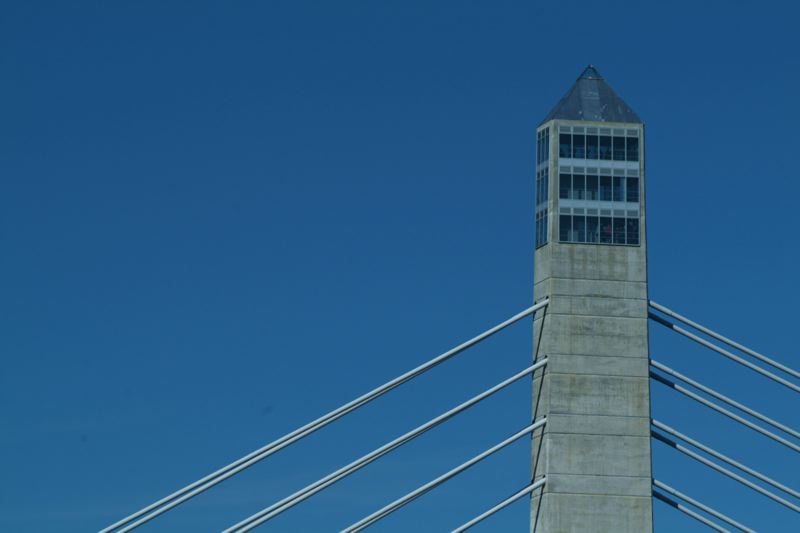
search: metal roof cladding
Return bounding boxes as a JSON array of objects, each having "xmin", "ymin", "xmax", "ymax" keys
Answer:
[{"xmin": 541, "ymin": 65, "xmax": 642, "ymax": 125}]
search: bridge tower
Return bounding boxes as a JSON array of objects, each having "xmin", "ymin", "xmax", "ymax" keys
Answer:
[{"xmin": 532, "ymin": 66, "xmax": 653, "ymax": 531}]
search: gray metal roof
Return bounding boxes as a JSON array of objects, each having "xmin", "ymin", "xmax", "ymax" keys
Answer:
[{"xmin": 541, "ymin": 65, "xmax": 642, "ymax": 125}]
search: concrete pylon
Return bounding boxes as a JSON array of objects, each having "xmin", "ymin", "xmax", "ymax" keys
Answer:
[{"xmin": 531, "ymin": 66, "xmax": 653, "ymax": 532}]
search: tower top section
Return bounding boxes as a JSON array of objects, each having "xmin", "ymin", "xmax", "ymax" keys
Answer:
[{"xmin": 541, "ymin": 65, "xmax": 642, "ymax": 125}]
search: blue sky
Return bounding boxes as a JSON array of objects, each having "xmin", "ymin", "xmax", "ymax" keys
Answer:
[{"xmin": 2, "ymin": 1, "xmax": 799, "ymax": 531}]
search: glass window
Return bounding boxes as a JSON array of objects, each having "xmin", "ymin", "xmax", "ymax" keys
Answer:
[
  {"xmin": 586, "ymin": 135, "xmax": 599, "ymax": 159},
  {"xmin": 612, "ymin": 177, "xmax": 624, "ymax": 202},
  {"xmin": 600, "ymin": 217, "xmax": 613, "ymax": 243},
  {"xmin": 559, "ymin": 134, "xmax": 571, "ymax": 158},
  {"xmin": 600, "ymin": 176, "xmax": 612, "ymax": 201},
  {"xmin": 586, "ymin": 175, "xmax": 598, "ymax": 200},
  {"xmin": 543, "ymin": 214, "xmax": 548, "ymax": 245},
  {"xmin": 626, "ymin": 178, "xmax": 639, "ymax": 203},
  {"xmin": 626, "ymin": 136, "xmax": 638, "ymax": 161},
  {"xmin": 574, "ymin": 215, "xmax": 586, "ymax": 242},
  {"xmin": 544, "ymin": 133, "xmax": 548, "ymax": 161},
  {"xmin": 537, "ymin": 133, "xmax": 541, "ymax": 163},
  {"xmin": 613, "ymin": 136, "xmax": 626, "ymax": 161},
  {"xmin": 536, "ymin": 176, "xmax": 545, "ymax": 204},
  {"xmin": 538, "ymin": 173, "xmax": 543, "ymax": 201},
  {"xmin": 537, "ymin": 129, "xmax": 550, "ymax": 163},
  {"xmin": 586, "ymin": 216, "xmax": 599, "ymax": 243},
  {"xmin": 599, "ymin": 135, "xmax": 612, "ymax": 160},
  {"xmin": 539, "ymin": 213, "xmax": 544, "ymax": 247},
  {"xmin": 535, "ymin": 209, "xmax": 549, "ymax": 248},
  {"xmin": 544, "ymin": 169, "xmax": 549, "ymax": 202},
  {"xmin": 536, "ymin": 176, "xmax": 541, "ymax": 204},
  {"xmin": 613, "ymin": 217, "xmax": 625, "ymax": 244},
  {"xmin": 552, "ymin": 129, "xmax": 643, "ymax": 247},
  {"xmin": 559, "ymin": 174, "xmax": 570, "ymax": 199},
  {"xmin": 560, "ymin": 215, "xmax": 571, "ymax": 242},
  {"xmin": 537, "ymin": 137, "xmax": 543, "ymax": 164},
  {"xmin": 538, "ymin": 132, "xmax": 544, "ymax": 163},
  {"xmin": 536, "ymin": 213, "xmax": 541, "ymax": 247},
  {"xmin": 545, "ymin": 131, "xmax": 550, "ymax": 160},
  {"xmin": 626, "ymin": 218, "xmax": 639, "ymax": 245},
  {"xmin": 572, "ymin": 175, "xmax": 585, "ymax": 200},
  {"xmin": 572, "ymin": 134, "xmax": 586, "ymax": 159}
]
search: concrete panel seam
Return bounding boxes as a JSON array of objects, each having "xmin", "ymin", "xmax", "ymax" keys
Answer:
[
  {"xmin": 545, "ymin": 353, "xmax": 649, "ymax": 359},
  {"xmin": 547, "ymin": 473, "xmax": 652, "ymax": 480},
  {"xmin": 546, "ymin": 372, "xmax": 651, "ymax": 380},
  {"xmin": 546, "ymin": 412, "xmax": 651, "ymax": 420},
  {"xmin": 544, "ymin": 295, "xmax": 649, "ymax": 303},
  {"xmin": 543, "ymin": 431, "xmax": 652, "ymax": 439},
  {"xmin": 539, "ymin": 491, "xmax": 654, "ymax": 499},
  {"xmin": 543, "ymin": 312, "xmax": 648, "ymax": 321}
]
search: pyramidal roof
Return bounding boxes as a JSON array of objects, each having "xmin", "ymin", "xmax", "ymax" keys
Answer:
[{"xmin": 541, "ymin": 65, "xmax": 641, "ymax": 125}]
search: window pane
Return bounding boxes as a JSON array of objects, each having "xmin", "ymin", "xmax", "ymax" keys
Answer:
[
  {"xmin": 626, "ymin": 178, "xmax": 639, "ymax": 203},
  {"xmin": 543, "ymin": 170, "xmax": 549, "ymax": 202},
  {"xmin": 560, "ymin": 174, "xmax": 571, "ymax": 199},
  {"xmin": 586, "ymin": 175, "xmax": 598, "ymax": 200},
  {"xmin": 600, "ymin": 176, "xmax": 612, "ymax": 201},
  {"xmin": 543, "ymin": 133, "xmax": 549, "ymax": 162},
  {"xmin": 574, "ymin": 215, "xmax": 586, "ymax": 242},
  {"xmin": 600, "ymin": 217, "xmax": 613, "ymax": 243},
  {"xmin": 560, "ymin": 134, "xmax": 572, "ymax": 158},
  {"xmin": 541, "ymin": 218, "xmax": 546, "ymax": 246},
  {"xmin": 536, "ymin": 213, "xmax": 541, "ymax": 247},
  {"xmin": 599, "ymin": 135, "xmax": 612, "ymax": 160},
  {"xmin": 626, "ymin": 136, "xmax": 639, "ymax": 161},
  {"xmin": 572, "ymin": 175, "xmax": 585, "ymax": 200},
  {"xmin": 586, "ymin": 135, "xmax": 599, "ymax": 159},
  {"xmin": 586, "ymin": 216, "xmax": 599, "ymax": 243},
  {"xmin": 546, "ymin": 132, "xmax": 550, "ymax": 160},
  {"xmin": 613, "ymin": 136, "xmax": 626, "ymax": 161},
  {"xmin": 536, "ymin": 177, "xmax": 542, "ymax": 205},
  {"xmin": 612, "ymin": 176, "xmax": 624, "ymax": 202},
  {"xmin": 536, "ymin": 137, "xmax": 541, "ymax": 164},
  {"xmin": 560, "ymin": 215, "xmax": 571, "ymax": 242},
  {"xmin": 613, "ymin": 217, "xmax": 625, "ymax": 243},
  {"xmin": 539, "ymin": 175, "xmax": 544, "ymax": 204},
  {"xmin": 572, "ymin": 134, "xmax": 586, "ymax": 158},
  {"xmin": 543, "ymin": 213, "xmax": 548, "ymax": 245},
  {"xmin": 538, "ymin": 214, "xmax": 545, "ymax": 247},
  {"xmin": 626, "ymin": 218, "xmax": 639, "ymax": 245},
  {"xmin": 539, "ymin": 217, "xmax": 547, "ymax": 245}
]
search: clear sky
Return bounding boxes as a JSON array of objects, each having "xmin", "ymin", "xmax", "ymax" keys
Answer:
[{"xmin": 2, "ymin": 1, "xmax": 799, "ymax": 531}]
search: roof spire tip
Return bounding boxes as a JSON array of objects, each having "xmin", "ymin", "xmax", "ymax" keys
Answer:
[
  {"xmin": 540, "ymin": 64, "xmax": 641, "ymax": 124},
  {"xmin": 580, "ymin": 65, "xmax": 602, "ymax": 79}
]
